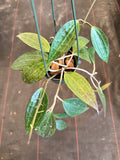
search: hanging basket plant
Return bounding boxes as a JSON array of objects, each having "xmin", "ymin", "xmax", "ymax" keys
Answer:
[{"xmin": 11, "ymin": 0, "xmax": 111, "ymax": 143}]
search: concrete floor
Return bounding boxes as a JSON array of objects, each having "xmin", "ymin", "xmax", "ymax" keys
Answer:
[{"xmin": 0, "ymin": 0, "xmax": 120, "ymax": 160}]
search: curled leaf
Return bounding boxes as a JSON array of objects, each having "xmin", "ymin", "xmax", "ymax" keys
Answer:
[{"xmin": 96, "ymin": 87, "xmax": 106, "ymax": 116}]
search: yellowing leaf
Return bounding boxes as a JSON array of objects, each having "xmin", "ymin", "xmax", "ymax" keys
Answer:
[
  {"xmin": 64, "ymin": 72, "xmax": 98, "ymax": 111},
  {"xmin": 101, "ymin": 82, "xmax": 111, "ymax": 91},
  {"xmin": 17, "ymin": 32, "xmax": 50, "ymax": 52},
  {"xmin": 11, "ymin": 50, "xmax": 48, "ymax": 71}
]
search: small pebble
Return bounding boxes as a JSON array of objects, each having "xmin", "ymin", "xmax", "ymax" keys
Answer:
[
  {"xmin": 10, "ymin": 152, "xmax": 13, "ymax": 156},
  {"xmin": 10, "ymin": 131, "xmax": 13, "ymax": 135},
  {"xmin": 18, "ymin": 90, "xmax": 21, "ymax": 94},
  {"xmin": 101, "ymin": 137, "xmax": 105, "ymax": 141},
  {"xmin": 14, "ymin": 112, "xmax": 16, "ymax": 115}
]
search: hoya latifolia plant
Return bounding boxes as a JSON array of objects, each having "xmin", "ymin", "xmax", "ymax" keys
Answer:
[{"xmin": 11, "ymin": 18, "xmax": 110, "ymax": 143}]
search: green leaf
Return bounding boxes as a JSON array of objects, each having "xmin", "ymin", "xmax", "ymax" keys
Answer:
[
  {"xmin": 62, "ymin": 98, "xmax": 88, "ymax": 117},
  {"xmin": 64, "ymin": 72, "xmax": 98, "ymax": 111},
  {"xmin": 74, "ymin": 47, "xmax": 91, "ymax": 63},
  {"xmin": 54, "ymin": 112, "xmax": 68, "ymax": 119},
  {"xmin": 73, "ymin": 36, "xmax": 89, "ymax": 53},
  {"xmin": 25, "ymin": 88, "xmax": 48, "ymax": 134},
  {"xmin": 17, "ymin": 32, "xmax": 50, "ymax": 52},
  {"xmin": 11, "ymin": 50, "xmax": 48, "ymax": 71},
  {"xmin": 101, "ymin": 82, "xmax": 111, "ymax": 91},
  {"xmin": 91, "ymin": 26, "xmax": 109, "ymax": 63},
  {"xmin": 56, "ymin": 120, "xmax": 67, "ymax": 131},
  {"xmin": 22, "ymin": 60, "xmax": 50, "ymax": 84},
  {"xmin": 88, "ymin": 47, "xmax": 95, "ymax": 64},
  {"xmin": 35, "ymin": 111, "xmax": 56, "ymax": 137},
  {"xmin": 48, "ymin": 20, "xmax": 80, "ymax": 62},
  {"xmin": 96, "ymin": 87, "xmax": 106, "ymax": 116}
]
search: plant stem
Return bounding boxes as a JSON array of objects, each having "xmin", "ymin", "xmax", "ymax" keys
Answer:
[
  {"xmin": 78, "ymin": 19, "xmax": 93, "ymax": 27},
  {"xmin": 66, "ymin": 55, "xmax": 73, "ymax": 67},
  {"xmin": 49, "ymin": 68, "xmax": 62, "ymax": 72},
  {"xmin": 48, "ymin": 68, "xmax": 64, "ymax": 112},
  {"xmin": 57, "ymin": 95, "xmax": 63, "ymax": 102},
  {"xmin": 78, "ymin": 0, "xmax": 96, "ymax": 28},
  {"xmin": 92, "ymin": 63, "xmax": 96, "ymax": 74},
  {"xmin": 84, "ymin": 0, "xmax": 97, "ymax": 21},
  {"xmin": 56, "ymin": 54, "xmax": 73, "ymax": 60},
  {"xmin": 90, "ymin": 76, "xmax": 97, "ymax": 88},
  {"xmin": 65, "ymin": 67, "xmax": 93, "ymax": 76},
  {"xmin": 92, "ymin": 75, "xmax": 100, "ymax": 85}
]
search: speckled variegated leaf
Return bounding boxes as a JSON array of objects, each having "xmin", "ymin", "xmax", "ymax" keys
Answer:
[
  {"xmin": 35, "ymin": 111, "xmax": 56, "ymax": 137},
  {"xmin": 11, "ymin": 50, "xmax": 48, "ymax": 71},
  {"xmin": 91, "ymin": 27, "xmax": 109, "ymax": 63},
  {"xmin": 48, "ymin": 20, "xmax": 80, "ymax": 62},
  {"xmin": 62, "ymin": 98, "xmax": 88, "ymax": 117},
  {"xmin": 25, "ymin": 88, "xmax": 48, "ymax": 134},
  {"xmin": 22, "ymin": 60, "xmax": 50, "ymax": 84}
]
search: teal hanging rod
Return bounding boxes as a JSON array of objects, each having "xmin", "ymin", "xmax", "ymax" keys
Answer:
[
  {"xmin": 71, "ymin": 0, "xmax": 80, "ymax": 65},
  {"xmin": 51, "ymin": 0, "xmax": 57, "ymax": 34},
  {"xmin": 30, "ymin": 0, "xmax": 49, "ymax": 77}
]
